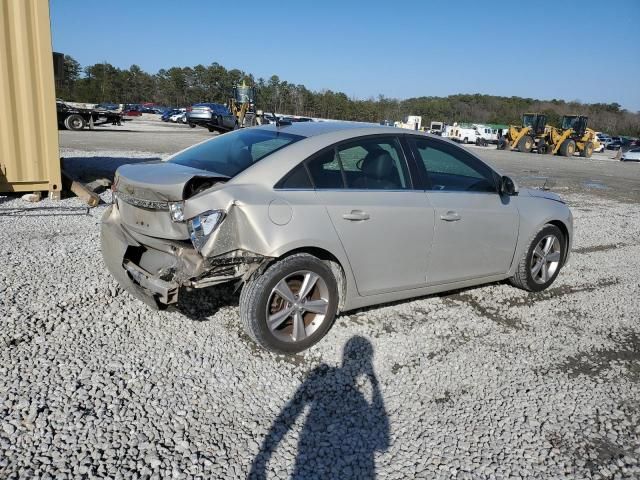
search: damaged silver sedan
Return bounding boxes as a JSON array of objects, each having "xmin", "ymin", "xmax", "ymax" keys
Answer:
[{"xmin": 101, "ymin": 122, "xmax": 573, "ymax": 353}]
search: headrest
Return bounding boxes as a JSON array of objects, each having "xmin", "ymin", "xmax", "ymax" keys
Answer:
[{"xmin": 360, "ymin": 150, "xmax": 394, "ymax": 179}]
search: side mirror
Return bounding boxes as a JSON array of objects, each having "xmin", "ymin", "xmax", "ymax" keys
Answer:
[{"xmin": 500, "ymin": 175, "xmax": 518, "ymax": 196}]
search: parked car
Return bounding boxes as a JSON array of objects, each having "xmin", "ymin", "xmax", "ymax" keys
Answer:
[
  {"xmin": 170, "ymin": 112, "xmax": 187, "ymax": 123},
  {"xmin": 161, "ymin": 109, "xmax": 182, "ymax": 122},
  {"xmin": 102, "ymin": 123, "xmax": 573, "ymax": 353},
  {"xmin": 607, "ymin": 140, "xmax": 625, "ymax": 150},
  {"xmin": 187, "ymin": 103, "xmax": 236, "ymax": 132},
  {"xmin": 123, "ymin": 106, "xmax": 142, "ymax": 117},
  {"xmin": 596, "ymin": 135, "xmax": 612, "ymax": 150},
  {"xmin": 621, "ymin": 147, "xmax": 640, "ymax": 162}
]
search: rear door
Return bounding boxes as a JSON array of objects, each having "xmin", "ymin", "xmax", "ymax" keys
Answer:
[
  {"xmin": 309, "ymin": 136, "xmax": 434, "ymax": 296},
  {"xmin": 408, "ymin": 137, "xmax": 519, "ymax": 285}
]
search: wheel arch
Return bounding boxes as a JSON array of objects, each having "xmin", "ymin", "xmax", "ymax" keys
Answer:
[
  {"xmin": 547, "ymin": 219, "xmax": 571, "ymax": 266},
  {"xmin": 509, "ymin": 198, "xmax": 574, "ymax": 277},
  {"xmin": 269, "ymin": 246, "xmax": 349, "ymax": 312}
]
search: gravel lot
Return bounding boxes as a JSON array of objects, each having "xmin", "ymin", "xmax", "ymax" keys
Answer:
[{"xmin": 1, "ymin": 120, "xmax": 639, "ymax": 479}]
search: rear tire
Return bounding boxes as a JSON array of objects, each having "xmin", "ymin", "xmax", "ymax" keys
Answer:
[
  {"xmin": 239, "ymin": 253, "xmax": 339, "ymax": 354},
  {"xmin": 64, "ymin": 114, "xmax": 86, "ymax": 131},
  {"xmin": 509, "ymin": 224, "xmax": 565, "ymax": 292},
  {"xmin": 517, "ymin": 135, "xmax": 533, "ymax": 153},
  {"xmin": 559, "ymin": 139, "xmax": 576, "ymax": 157},
  {"xmin": 580, "ymin": 141, "xmax": 594, "ymax": 158}
]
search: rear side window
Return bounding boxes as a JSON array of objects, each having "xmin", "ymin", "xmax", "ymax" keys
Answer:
[
  {"xmin": 337, "ymin": 137, "xmax": 410, "ymax": 190},
  {"xmin": 276, "ymin": 136, "xmax": 412, "ymax": 190},
  {"xmin": 412, "ymin": 138, "xmax": 496, "ymax": 192},
  {"xmin": 278, "ymin": 164, "xmax": 313, "ymax": 189},
  {"xmin": 305, "ymin": 150, "xmax": 346, "ymax": 189}
]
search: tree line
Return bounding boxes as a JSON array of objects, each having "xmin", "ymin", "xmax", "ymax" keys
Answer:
[{"xmin": 57, "ymin": 55, "xmax": 640, "ymax": 136}]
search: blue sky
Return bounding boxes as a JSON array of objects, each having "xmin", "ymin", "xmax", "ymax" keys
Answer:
[{"xmin": 50, "ymin": 0, "xmax": 640, "ymax": 111}]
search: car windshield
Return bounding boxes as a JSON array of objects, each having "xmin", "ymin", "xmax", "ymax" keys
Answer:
[{"xmin": 168, "ymin": 128, "xmax": 304, "ymax": 177}]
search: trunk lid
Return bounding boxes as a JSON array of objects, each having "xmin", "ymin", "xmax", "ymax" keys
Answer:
[{"xmin": 114, "ymin": 161, "xmax": 228, "ymax": 239}]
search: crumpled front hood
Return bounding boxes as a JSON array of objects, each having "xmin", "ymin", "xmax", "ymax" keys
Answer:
[
  {"xmin": 115, "ymin": 161, "xmax": 228, "ymax": 202},
  {"xmin": 521, "ymin": 188, "xmax": 565, "ymax": 204}
]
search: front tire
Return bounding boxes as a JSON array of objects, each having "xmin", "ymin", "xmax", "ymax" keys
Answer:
[
  {"xmin": 518, "ymin": 135, "xmax": 533, "ymax": 153},
  {"xmin": 580, "ymin": 141, "xmax": 594, "ymax": 158},
  {"xmin": 559, "ymin": 139, "xmax": 576, "ymax": 157},
  {"xmin": 509, "ymin": 224, "xmax": 565, "ymax": 292},
  {"xmin": 239, "ymin": 254, "xmax": 339, "ymax": 354}
]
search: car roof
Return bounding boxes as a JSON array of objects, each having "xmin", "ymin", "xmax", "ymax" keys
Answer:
[
  {"xmin": 255, "ymin": 121, "xmax": 408, "ymax": 138},
  {"xmin": 195, "ymin": 102, "xmax": 226, "ymax": 107}
]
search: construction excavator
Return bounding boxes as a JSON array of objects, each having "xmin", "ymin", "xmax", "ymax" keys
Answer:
[
  {"xmin": 499, "ymin": 113, "xmax": 549, "ymax": 153},
  {"xmin": 228, "ymin": 80, "xmax": 257, "ymax": 128},
  {"xmin": 500, "ymin": 113, "xmax": 599, "ymax": 157}
]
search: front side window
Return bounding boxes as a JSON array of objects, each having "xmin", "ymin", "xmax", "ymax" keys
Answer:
[
  {"xmin": 412, "ymin": 138, "xmax": 496, "ymax": 192},
  {"xmin": 169, "ymin": 129, "xmax": 303, "ymax": 177}
]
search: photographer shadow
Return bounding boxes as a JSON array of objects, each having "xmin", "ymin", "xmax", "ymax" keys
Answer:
[{"xmin": 249, "ymin": 336, "xmax": 389, "ymax": 479}]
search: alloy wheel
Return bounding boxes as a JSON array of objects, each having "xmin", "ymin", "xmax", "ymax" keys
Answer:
[
  {"xmin": 266, "ymin": 270, "xmax": 330, "ymax": 343},
  {"xmin": 531, "ymin": 235, "xmax": 561, "ymax": 284}
]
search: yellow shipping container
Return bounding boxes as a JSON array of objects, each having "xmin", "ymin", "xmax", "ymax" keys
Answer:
[{"xmin": 0, "ymin": 0, "xmax": 61, "ymax": 197}]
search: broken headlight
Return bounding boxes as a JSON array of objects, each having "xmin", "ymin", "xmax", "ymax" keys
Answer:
[
  {"xmin": 169, "ymin": 201, "xmax": 185, "ymax": 222},
  {"xmin": 188, "ymin": 210, "xmax": 225, "ymax": 252}
]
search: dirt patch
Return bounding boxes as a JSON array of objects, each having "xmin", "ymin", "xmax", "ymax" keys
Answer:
[
  {"xmin": 434, "ymin": 390, "xmax": 453, "ymax": 405},
  {"xmin": 445, "ymin": 292, "xmax": 524, "ymax": 329},
  {"xmin": 498, "ymin": 278, "xmax": 620, "ymax": 309},
  {"xmin": 572, "ymin": 243, "xmax": 631, "ymax": 254},
  {"xmin": 556, "ymin": 331, "xmax": 640, "ymax": 379}
]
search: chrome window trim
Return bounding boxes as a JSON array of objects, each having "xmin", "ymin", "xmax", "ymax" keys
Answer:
[{"xmin": 273, "ymin": 188, "xmax": 427, "ymax": 193}]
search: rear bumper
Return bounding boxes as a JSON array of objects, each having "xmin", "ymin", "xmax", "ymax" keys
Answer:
[
  {"xmin": 101, "ymin": 205, "xmax": 181, "ymax": 308},
  {"xmin": 101, "ymin": 204, "xmax": 267, "ymax": 307}
]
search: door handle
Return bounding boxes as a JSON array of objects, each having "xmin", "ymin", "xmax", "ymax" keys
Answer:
[
  {"xmin": 342, "ymin": 210, "xmax": 370, "ymax": 221},
  {"xmin": 440, "ymin": 211, "xmax": 461, "ymax": 222}
]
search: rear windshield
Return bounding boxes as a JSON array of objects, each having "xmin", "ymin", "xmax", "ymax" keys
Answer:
[{"xmin": 168, "ymin": 128, "xmax": 303, "ymax": 177}]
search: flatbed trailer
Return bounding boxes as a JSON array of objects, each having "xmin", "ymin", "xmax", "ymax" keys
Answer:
[{"xmin": 57, "ymin": 101, "xmax": 123, "ymax": 130}]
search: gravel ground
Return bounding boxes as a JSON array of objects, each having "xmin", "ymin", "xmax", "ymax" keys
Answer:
[{"xmin": 1, "ymin": 130, "xmax": 639, "ymax": 479}]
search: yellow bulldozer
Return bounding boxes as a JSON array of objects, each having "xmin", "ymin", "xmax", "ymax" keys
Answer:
[
  {"xmin": 500, "ymin": 113, "xmax": 599, "ymax": 157},
  {"xmin": 546, "ymin": 115, "xmax": 599, "ymax": 158},
  {"xmin": 499, "ymin": 113, "xmax": 550, "ymax": 153},
  {"xmin": 228, "ymin": 80, "xmax": 257, "ymax": 128}
]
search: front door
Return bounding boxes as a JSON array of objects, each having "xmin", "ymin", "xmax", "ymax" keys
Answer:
[
  {"xmin": 409, "ymin": 136, "xmax": 519, "ymax": 285},
  {"xmin": 307, "ymin": 136, "xmax": 435, "ymax": 296}
]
